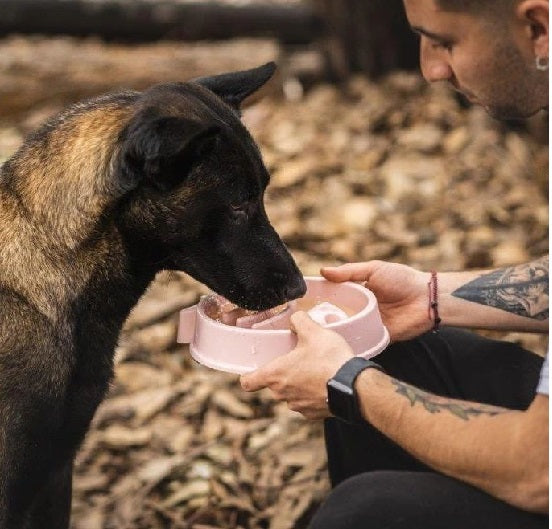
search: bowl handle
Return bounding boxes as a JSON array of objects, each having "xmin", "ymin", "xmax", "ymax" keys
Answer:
[{"xmin": 177, "ymin": 306, "xmax": 198, "ymax": 343}]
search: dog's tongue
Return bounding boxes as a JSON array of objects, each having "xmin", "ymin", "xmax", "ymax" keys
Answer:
[{"xmin": 212, "ymin": 295, "xmax": 241, "ymax": 314}]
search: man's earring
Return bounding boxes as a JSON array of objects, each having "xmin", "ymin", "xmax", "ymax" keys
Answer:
[{"xmin": 536, "ymin": 56, "xmax": 549, "ymax": 71}]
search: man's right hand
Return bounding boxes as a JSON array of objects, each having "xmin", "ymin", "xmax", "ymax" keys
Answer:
[{"xmin": 322, "ymin": 261, "xmax": 433, "ymax": 342}]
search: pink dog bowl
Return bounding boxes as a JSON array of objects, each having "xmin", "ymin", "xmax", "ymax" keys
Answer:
[{"xmin": 177, "ymin": 277, "xmax": 390, "ymax": 375}]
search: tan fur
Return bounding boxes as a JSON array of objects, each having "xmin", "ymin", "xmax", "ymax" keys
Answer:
[{"xmin": 0, "ymin": 104, "xmax": 132, "ymax": 323}]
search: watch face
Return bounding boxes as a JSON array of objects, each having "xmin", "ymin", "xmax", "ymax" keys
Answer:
[{"xmin": 327, "ymin": 378, "xmax": 356, "ymax": 423}]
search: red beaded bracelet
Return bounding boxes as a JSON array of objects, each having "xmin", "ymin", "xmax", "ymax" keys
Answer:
[{"xmin": 427, "ymin": 270, "xmax": 441, "ymax": 333}]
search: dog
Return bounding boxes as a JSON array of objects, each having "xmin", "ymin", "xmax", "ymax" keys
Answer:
[{"xmin": 0, "ymin": 62, "xmax": 306, "ymax": 529}]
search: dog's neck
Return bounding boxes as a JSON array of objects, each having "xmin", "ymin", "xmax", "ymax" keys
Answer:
[
  {"xmin": 0, "ymin": 196, "xmax": 157, "ymax": 363},
  {"xmin": 69, "ymin": 232, "xmax": 158, "ymax": 377}
]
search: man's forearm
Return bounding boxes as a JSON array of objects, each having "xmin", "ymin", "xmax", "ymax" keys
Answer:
[
  {"xmin": 438, "ymin": 256, "xmax": 548, "ymax": 332},
  {"xmin": 355, "ymin": 368, "xmax": 549, "ymax": 513}
]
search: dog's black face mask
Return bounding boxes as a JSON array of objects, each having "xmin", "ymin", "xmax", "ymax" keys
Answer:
[{"xmin": 117, "ymin": 63, "xmax": 306, "ymax": 310}]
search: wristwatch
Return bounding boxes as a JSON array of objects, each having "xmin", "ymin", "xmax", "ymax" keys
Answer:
[{"xmin": 327, "ymin": 357, "xmax": 385, "ymax": 424}]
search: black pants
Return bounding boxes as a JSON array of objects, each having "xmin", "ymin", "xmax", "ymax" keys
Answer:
[{"xmin": 310, "ymin": 328, "xmax": 547, "ymax": 529}]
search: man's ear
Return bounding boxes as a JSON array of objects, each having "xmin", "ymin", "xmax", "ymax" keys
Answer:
[
  {"xmin": 192, "ymin": 62, "xmax": 277, "ymax": 111},
  {"xmin": 119, "ymin": 114, "xmax": 219, "ymax": 192},
  {"xmin": 518, "ymin": 0, "xmax": 549, "ymax": 59}
]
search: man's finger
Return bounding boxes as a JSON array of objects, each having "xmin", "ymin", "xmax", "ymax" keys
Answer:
[
  {"xmin": 240, "ymin": 368, "xmax": 270, "ymax": 392},
  {"xmin": 321, "ymin": 262, "xmax": 379, "ymax": 283},
  {"xmin": 290, "ymin": 311, "xmax": 323, "ymax": 344},
  {"xmin": 240, "ymin": 355, "xmax": 288, "ymax": 392}
]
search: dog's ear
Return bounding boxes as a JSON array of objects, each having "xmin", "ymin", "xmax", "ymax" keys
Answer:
[
  {"xmin": 193, "ymin": 62, "xmax": 277, "ymax": 110},
  {"xmin": 120, "ymin": 114, "xmax": 219, "ymax": 192}
]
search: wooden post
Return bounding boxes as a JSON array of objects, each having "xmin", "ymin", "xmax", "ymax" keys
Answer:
[{"xmin": 310, "ymin": 0, "xmax": 419, "ymax": 79}]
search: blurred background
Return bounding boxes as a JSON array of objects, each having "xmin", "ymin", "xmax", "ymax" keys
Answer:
[{"xmin": 0, "ymin": 1, "xmax": 548, "ymax": 528}]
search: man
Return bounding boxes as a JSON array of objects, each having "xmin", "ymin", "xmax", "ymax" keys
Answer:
[{"xmin": 240, "ymin": 0, "xmax": 549, "ymax": 527}]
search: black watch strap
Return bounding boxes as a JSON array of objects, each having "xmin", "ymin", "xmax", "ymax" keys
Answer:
[{"xmin": 327, "ymin": 357, "xmax": 385, "ymax": 424}]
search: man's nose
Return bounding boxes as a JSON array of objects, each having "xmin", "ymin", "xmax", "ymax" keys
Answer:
[{"xmin": 419, "ymin": 38, "xmax": 453, "ymax": 82}]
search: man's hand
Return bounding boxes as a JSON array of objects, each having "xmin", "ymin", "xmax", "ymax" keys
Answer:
[
  {"xmin": 323, "ymin": 258, "xmax": 549, "ymax": 336},
  {"xmin": 322, "ymin": 261, "xmax": 432, "ymax": 342},
  {"xmin": 240, "ymin": 311, "xmax": 354, "ymax": 419}
]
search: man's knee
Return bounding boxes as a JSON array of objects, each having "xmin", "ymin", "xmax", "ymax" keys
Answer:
[
  {"xmin": 309, "ymin": 470, "xmax": 548, "ymax": 529},
  {"xmin": 309, "ymin": 471, "xmax": 416, "ymax": 529}
]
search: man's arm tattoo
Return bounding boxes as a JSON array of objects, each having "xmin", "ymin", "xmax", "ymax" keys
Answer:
[
  {"xmin": 392, "ymin": 379, "xmax": 508, "ymax": 421},
  {"xmin": 452, "ymin": 256, "xmax": 549, "ymax": 320}
]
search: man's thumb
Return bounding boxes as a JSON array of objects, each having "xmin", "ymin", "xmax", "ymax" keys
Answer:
[
  {"xmin": 322, "ymin": 263, "xmax": 373, "ymax": 283},
  {"xmin": 290, "ymin": 311, "xmax": 322, "ymax": 343}
]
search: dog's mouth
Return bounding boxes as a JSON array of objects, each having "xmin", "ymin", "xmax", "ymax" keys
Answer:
[
  {"xmin": 217, "ymin": 277, "xmax": 307, "ymax": 312},
  {"xmin": 213, "ymin": 286, "xmax": 303, "ymax": 313},
  {"xmin": 175, "ymin": 247, "xmax": 307, "ymax": 312}
]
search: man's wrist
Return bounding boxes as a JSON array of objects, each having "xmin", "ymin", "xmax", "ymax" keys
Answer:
[
  {"xmin": 427, "ymin": 271, "xmax": 442, "ymax": 332},
  {"xmin": 422, "ymin": 270, "xmax": 462, "ymax": 329},
  {"xmin": 354, "ymin": 366, "xmax": 388, "ymax": 423},
  {"xmin": 327, "ymin": 357, "xmax": 385, "ymax": 424},
  {"xmin": 355, "ymin": 365, "xmax": 387, "ymax": 391}
]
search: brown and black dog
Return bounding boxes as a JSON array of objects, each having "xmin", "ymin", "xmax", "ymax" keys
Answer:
[{"xmin": 0, "ymin": 62, "xmax": 306, "ymax": 528}]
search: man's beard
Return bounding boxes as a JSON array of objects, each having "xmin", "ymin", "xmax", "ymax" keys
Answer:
[
  {"xmin": 482, "ymin": 40, "xmax": 541, "ymax": 121},
  {"xmin": 484, "ymin": 101, "xmax": 542, "ymax": 121}
]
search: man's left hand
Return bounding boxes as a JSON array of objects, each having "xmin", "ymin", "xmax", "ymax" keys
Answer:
[{"xmin": 240, "ymin": 311, "xmax": 355, "ymax": 419}]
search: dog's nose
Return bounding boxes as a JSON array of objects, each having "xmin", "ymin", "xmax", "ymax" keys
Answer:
[{"xmin": 283, "ymin": 276, "xmax": 307, "ymax": 301}]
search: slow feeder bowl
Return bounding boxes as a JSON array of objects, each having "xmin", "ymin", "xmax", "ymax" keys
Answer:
[{"xmin": 177, "ymin": 276, "xmax": 390, "ymax": 375}]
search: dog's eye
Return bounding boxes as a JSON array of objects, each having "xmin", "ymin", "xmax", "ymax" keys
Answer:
[{"xmin": 229, "ymin": 202, "xmax": 249, "ymax": 222}]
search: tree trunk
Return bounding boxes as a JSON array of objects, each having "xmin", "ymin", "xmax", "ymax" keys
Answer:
[{"xmin": 310, "ymin": 0, "xmax": 419, "ymax": 79}]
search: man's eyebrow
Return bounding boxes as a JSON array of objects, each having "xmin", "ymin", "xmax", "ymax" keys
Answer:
[{"xmin": 410, "ymin": 25, "xmax": 450, "ymax": 42}]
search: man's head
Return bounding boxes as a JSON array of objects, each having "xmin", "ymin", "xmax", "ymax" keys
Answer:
[{"xmin": 403, "ymin": 0, "xmax": 549, "ymax": 119}]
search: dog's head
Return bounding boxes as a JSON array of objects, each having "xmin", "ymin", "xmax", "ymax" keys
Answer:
[{"xmin": 115, "ymin": 63, "xmax": 306, "ymax": 310}]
